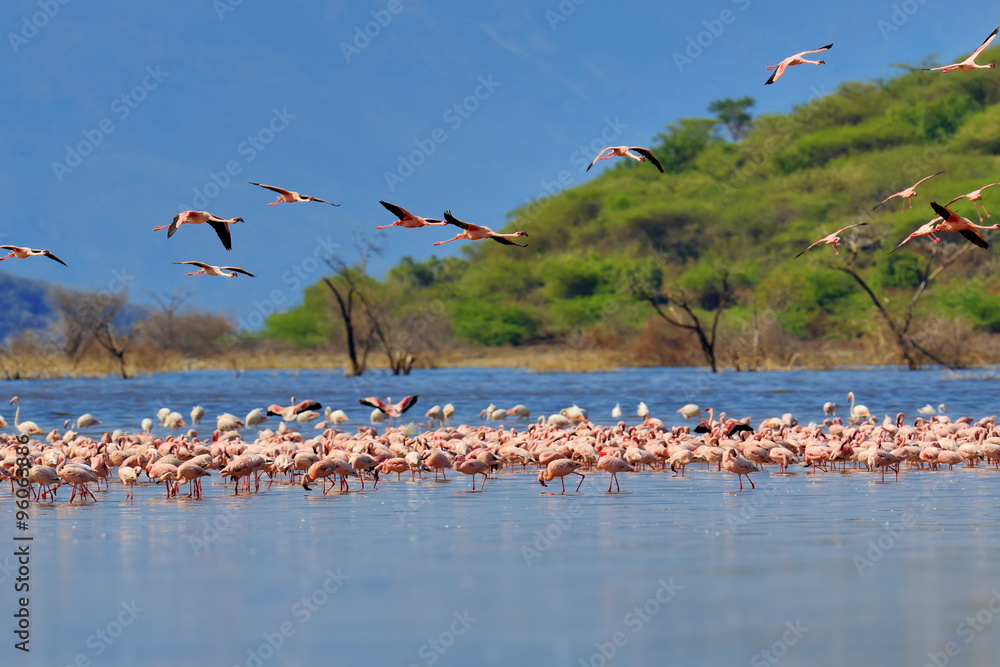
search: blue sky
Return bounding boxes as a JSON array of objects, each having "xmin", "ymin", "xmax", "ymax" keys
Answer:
[{"xmin": 3, "ymin": 0, "xmax": 998, "ymax": 330}]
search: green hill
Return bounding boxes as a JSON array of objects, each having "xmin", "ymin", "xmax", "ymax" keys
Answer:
[{"xmin": 265, "ymin": 55, "xmax": 1000, "ymax": 369}]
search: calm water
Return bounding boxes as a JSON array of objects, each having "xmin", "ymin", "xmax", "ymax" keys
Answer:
[{"xmin": 4, "ymin": 366, "xmax": 1000, "ymax": 667}]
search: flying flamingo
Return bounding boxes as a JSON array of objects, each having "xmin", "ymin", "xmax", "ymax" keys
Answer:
[
  {"xmin": 722, "ymin": 449, "xmax": 759, "ymax": 491},
  {"xmin": 249, "ymin": 182, "xmax": 339, "ymax": 206},
  {"xmin": 922, "ymin": 26, "xmax": 998, "ymax": 73},
  {"xmin": 152, "ymin": 211, "xmax": 244, "ymax": 251},
  {"xmin": 765, "ymin": 43, "xmax": 833, "ymax": 85},
  {"xmin": 359, "ymin": 396, "xmax": 418, "ymax": 421},
  {"xmin": 586, "ymin": 146, "xmax": 664, "ymax": 173},
  {"xmin": 267, "ymin": 398, "xmax": 322, "ymax": 421},
  {"xmin": 0, "ymin": 245, "xmax": 68, "ymax": 266},
  {"xmin": 596, "ymin": 456, "xmax": 633, "ymax": 493},
  {"xmin": 929, "ymin": 201, "xmax": 1000, "ymax": 248},
  {"xmin": 795, "ymin": 223, "xmax": 868, "ymax": 258},
  {"xmin": 173, "ymin": 261, "xmax": 255, "ymax": 278},
  {"xmin": 537, "ymin": 459, "xmax": 585, "ymax": 494},
  {"xmin": 893, "ymin": 217, "xmax": 943, "ymax": 252},
  {"xmin": 434, "ymin": 211, "xmax": 529, "ymax": 247},
  {"xmin": 376, "ymin": 201, "xmax": 446, "ymax": 229},
  {"xmin": 945, "ymin": 183, "xmax": 1000, "ymax": 222},
  {"xmin": 873, "ymin": 171, "xmax": 945, "ymax": 213}
]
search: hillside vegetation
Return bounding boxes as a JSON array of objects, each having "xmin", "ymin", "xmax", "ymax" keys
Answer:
[{"xmin": 264, "ymin": 54, "xmax": 1000, "ymax": 370}]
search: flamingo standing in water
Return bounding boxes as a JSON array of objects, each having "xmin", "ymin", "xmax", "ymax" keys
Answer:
[
  {"xmin": 846, "ymin": 392, "xmax": 871, "ymax": 421},
  {"xmin": 376, "ymin": 201, "xmax": 446, "ymax": 229},
  {"xmin": 0, "ymin": 245, "xmax": 68, "ymax": 266},
  {"xmin": 453, "ymin": 456, "xmax": 490, "ymax": 491},
  {"xmin": 537, "ymin": 459, "xmax": 585, "ymax": 493},
  {"xmin": 922, "ymin": 26, "xmax": 998, "ymax": 73},
  {"xmin": 929, "ymin": 201, "xmax": 1000, "ymax": 248},
  {"xmin": 9, "ymin": 397, "xmax": 43, "ymax": 436},
  {"xmin": 723, "ymin": 449, "xmax": 759, "ymax": 491},
  {"xmin": 173, "ymin": 261, "xmax": 255, "ymax": 278},
  {"xmin": 434, "ymin": 211, "xmax": 529, "ymax": 247},
  {"xmin": 795, "ymin": 223, "xmax": 868, "ymax": 258},
  {"xmin": 764, "ymin": 43, "xmax": 833, "ymax": 84},
  {"xmin": 873, "ymin": 171, "xmax": 945, "ymax": 213},
  {"xmin": 945, "ymin": 183, "xmax": 1000, "ymax": 222},
  {"xmin": 118, "ymin": 466, "xmax": 138, "ymax": 503},
  {"xmin": 152, "ymin": 211, "xmax": 244, "ymax": 251},
  {"xmin": 249, "ymin": 182, "xmax": 339, "ymax": 206},
  {"xmin": 596, "ymin": 455, "xmax": 633, "ymax": 493},
  {"xmin": 586, "ymin": 146, "xmax": 664, "ymax": 173}
]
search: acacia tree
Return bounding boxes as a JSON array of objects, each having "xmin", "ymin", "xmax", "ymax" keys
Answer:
[
  {"xmin": 51, "ymin": 287, "xmax": 134, "ymax": 377},
  {"xmin": 708, "ymin": 97, "xmax": 755, "ymax": 143},
  {"xmin": 626, "ymin": 262, "xmax": 733, "ymax": 373},
  {"xmin": 835, "ymin": 241, "xmax": 972, "ymax": 370}
]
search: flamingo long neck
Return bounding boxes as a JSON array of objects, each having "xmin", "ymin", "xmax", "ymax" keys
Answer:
[{"xmin": 12, "ymin": 398, "xmax": 20, "ymax": 429}]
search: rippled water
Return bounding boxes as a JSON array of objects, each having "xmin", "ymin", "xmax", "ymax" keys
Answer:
[{"xmin": 5, "ymin": 366, "xmax": 1000, "ymax": 666}]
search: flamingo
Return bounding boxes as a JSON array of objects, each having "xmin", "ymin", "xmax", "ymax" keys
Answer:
[
  {"xmin": 58, "ymin": 463, "xmax": 98, "ymax": 502},
  {"xmin": 9, "ymin": 397, "xmax": 43, "ymax": 436},
  {"xmin": 173, "ymin": 261, "xmax": 255, "ymax": 278},
  {"xmin": 443, "ymin": 403, "xmax": 455, "ymax": 423},
  {"xmin": 677, "ymin": 404, "xmax": 702, "ymax": 419},
  {"xmin": 586, "ymin": 146, "xmax": 664, "ymax": 173},
  {"xmin": 596, "ymin": 455, "xmax": 633, "ymax": 493},
  {"xmin": 118, "ymin": 466, "xmax": 138, "ymax": 503},
  {"xmin": 723, "ymin": 449, "xmax": 759, "ymax": 490},
  {"xmin": 0, "ymin": 245, "xmax": 68, "ymax": 266},
  {"xmin": 28, "ymin": 465, "xmax": 61, "ymax": 501},
  {"xmin": 846, "ymin": 392, "xmax": 871, "ymax": 421},
  {"xmin": 75, "ymin": 413, "xmax": 100, "ymax": 429},
  {"xmin": 795, "ymin": 223, "xmax": 868, "ymax": 258},
  {"xmin": 537, "ymin": 459, "xmax": 585, "ymax": 494},
  {"xmin": 359, "ymin": 396, "xmax": 418, "ymax": 420},
  {"xmin": 190, "ymin": 406, "xmax": 205, "ymax": 425},
  {"xmin": 454, "ymin": 456, "xmax": 490, "ymax": 491},
  {"xmin": 267, "ymin": 398, "xmax": 322, "ymax": 422},
  {"xmin": 246, "ymin": 408, "xmax": 269, "ymax": 427},
  {"xmin": 893, "ymin": 217, "xmax": 944, "ymax": 252},
  {"xmin": 376, "ymin": 201, "xmax": 446, "ymax": 229},
  {"xmin": 822, "ymin": 402, "xmax": 838, "ymax": 416},
  {"xmin": 945, "ymin": 183, "xmax": 1000, "ymax": 222},
  {"xmin": 764, "ymin": 43, "xmax": 833, "ymax": 84},
  {"xmin": 922, "ymin": 26, "xmax": 998, "ymax": 73},
  {"xmin": 929, "ymin": 201, "xmax": 1000, "ymax": 248},
  {"xmin": 249, "ymin": 182, "xmax": 339, "ymax": 206},
  {"xmin": 152, "ymin": 211, "xmax": 244, "ymax": 251},
  {"xmin": 433, "ymin": 211, "xmax": 528, "ymax": 247},
  {"xmin": 873, "ymin": 171, "xmax": 945, "ymax": 213},
  {"xmin": 611, "ymin": 403, "xmax": 622, "ymax": 419}
]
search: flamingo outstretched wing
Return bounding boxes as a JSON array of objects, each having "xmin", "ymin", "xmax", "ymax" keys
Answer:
[
  {"xmin": 207, "ymin": 219, "xmax": 233, "ymax": 251},
  {"xmin": 631, "ymin": 147, "xmax": 664, "ymax": 173}
]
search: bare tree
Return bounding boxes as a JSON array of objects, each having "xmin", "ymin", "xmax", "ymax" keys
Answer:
[
  {"xmin": 51, "ymin": 287, "xmax": 134, "ymax": 378},
  {"xmin": 836, "ymin": 242, "xmax": 972, "ymax": 370},
  {"xmin": 626, "ymin": 262, "xmax": 732, "ymax": 372}
]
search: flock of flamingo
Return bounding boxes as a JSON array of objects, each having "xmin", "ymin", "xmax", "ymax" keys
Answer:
[{"xmin": 2, "ymin": 390, "xmax": 996, "ymax": 503}]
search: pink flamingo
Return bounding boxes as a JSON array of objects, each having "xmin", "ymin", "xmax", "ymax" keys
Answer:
[
  {"xmin": 873, "ymin": 171, "xmax": 945, "ymax": 213},
  {"xmin": 0, "ymin": 245, "xmax": 68, "ymax": 266},
  {"xmin": 922, "ymin": 26, "xmax": 998, "ymax": 73},
  {"xmin": 58, "ymin": 463, "xmax": 98, "ymax": 502},
  {"xmin": 765, "ymin": 43, "xmax": 833, "ymax": 84},
  {"xmin": 945, "ymin": 183, "xmax": 1000, "ymax": 222},
  {"xmin": 454, "ymin": 456, "xmax": 490, "ymax": 491},
  {"xmin": 722, "ymin": 449, "xmax": 759, "ymax": 491},
  {"xmin": 152, "ymin": 211, "xmax": 244, "ymax": 251},
  {"xmin": 586, "ymin": 146, "xmax": 664, "ymax": 173},
  {"xmin": 537, "ymin": 459, "xmax": 585, "ymax": 493},
  {"xmin": 267, "ymin": 398, "xmax": 322, "ymax": 422},
  {"xmin": 118, "ymin": 466, "xmax": 138, "ymax": 503},
  {"xmin": 172, "ymin": 261, "xmax": 255, "ymax": 278},
  {"xmin": 893, "ymin": 217, "xmax": 943, "ymax": 252},
  {"xmin": 596, "ymin": 455, "xmax": 632, "ymax": 493},
  {"xmin": 29, "ymin": 465, "xmax": 61, "ymax": 501},
  {"xmin": 359, "ymin": 396, "xmax": 418, "ymax": 421},
  {"xmin": 433, "ymin": 211, "xmax": 528, "ymax": 247},
  {"xmin": 249, "ymin": 182, "xmax": 339, "ymax": 206},
  {"xmin": 376, "ymin": 201, "xmax": 446, "ymax": 229},
  {"xmin": 795, "ymin": 223, "xmax": 868, "ymax": 258},
  {"xmin": 929, "ymin": 201, "xmax": 1000, "ymax": 248}
]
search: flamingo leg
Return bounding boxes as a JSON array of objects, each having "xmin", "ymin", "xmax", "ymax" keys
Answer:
[
  {"xmin": 560, "ymin": 477, "xmax": 566, "ymax": 494},
  {"xmin": 432, "ymin": 235, "xmax": 463, "ymax": 246},
  {"xmin": 980, "ymin": 200, "xmax": 991, "ymax": 220},
  {"xmin": 574, "ymin": 472, "xmax": 585, "ymax": 492}
]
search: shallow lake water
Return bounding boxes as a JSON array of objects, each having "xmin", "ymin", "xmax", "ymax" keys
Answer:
[{"xmin": 4, "ymin": 366, "xmax": 1000, "ymax": 666}]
